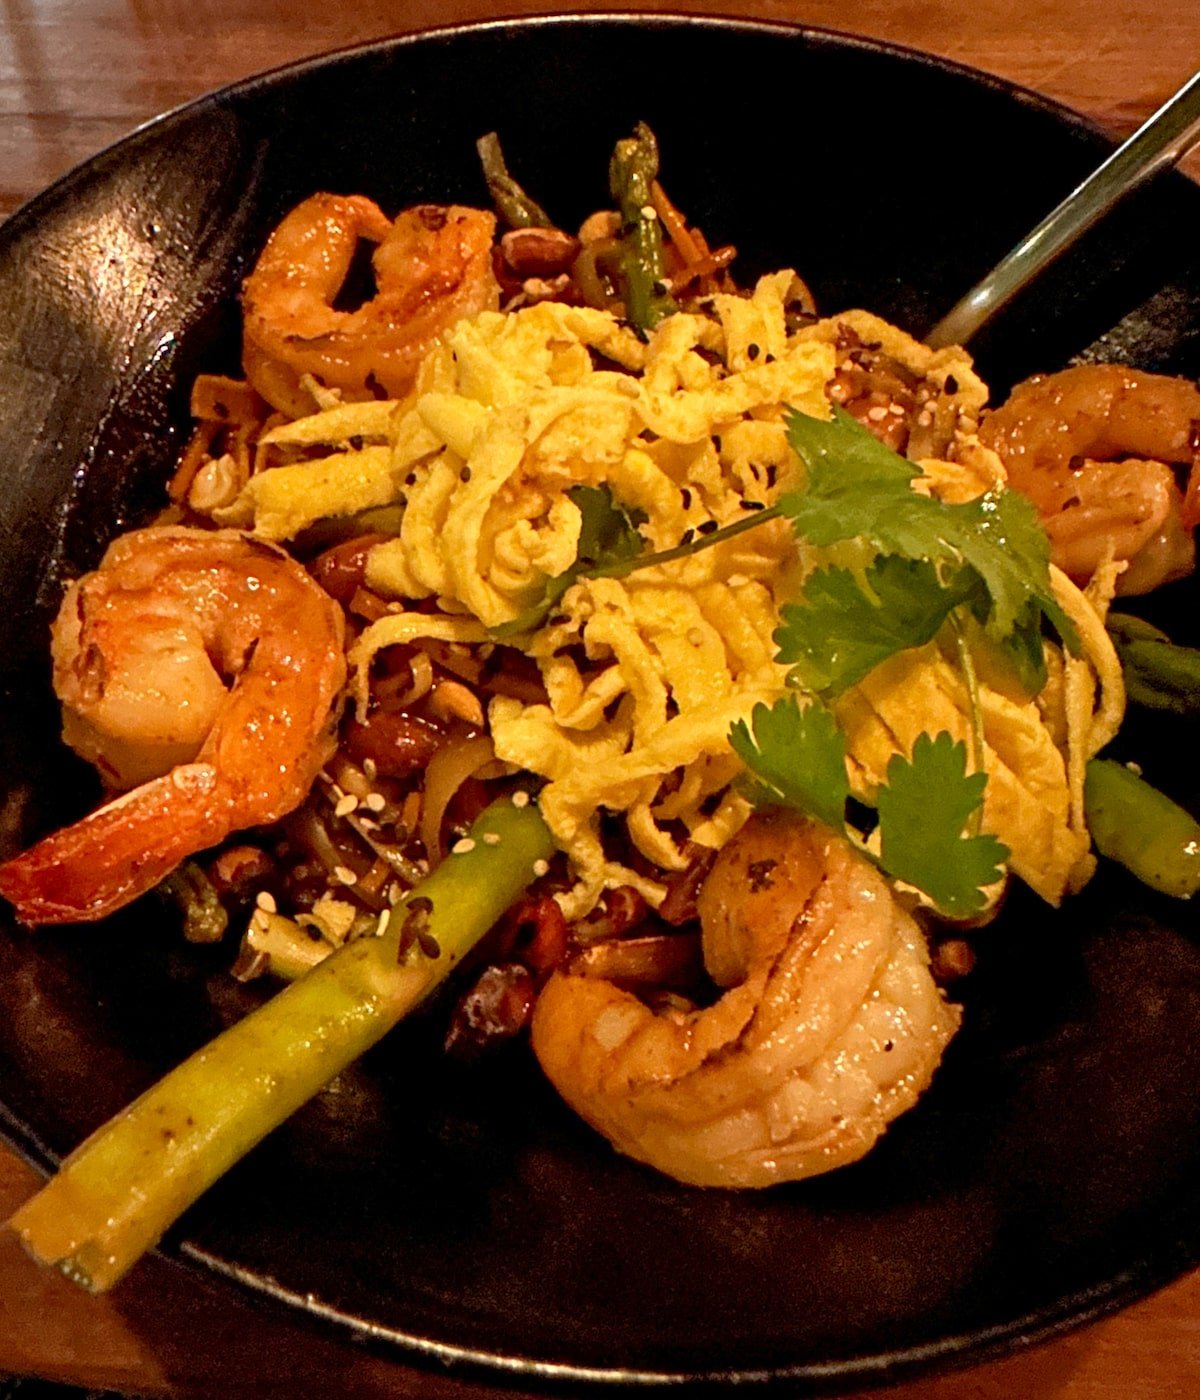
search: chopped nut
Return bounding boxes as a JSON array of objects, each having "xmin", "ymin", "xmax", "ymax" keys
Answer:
[
  {"xmin": 427, "ymin": 679, "xmax": 486, "ymax": 728},
  {"xmin": 500, "ymin": 227, "xmax": 582, "ymax": 279}
]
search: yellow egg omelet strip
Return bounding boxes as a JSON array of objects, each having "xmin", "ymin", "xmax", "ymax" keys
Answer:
[{"xmin": 228, "ymin": 274, "xmax": 1121, "ymax": 921}]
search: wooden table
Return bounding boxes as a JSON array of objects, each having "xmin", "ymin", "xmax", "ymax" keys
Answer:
[{"xmin": 2, "ymin": 2, "xmax": 1199, "ymax": 1396}]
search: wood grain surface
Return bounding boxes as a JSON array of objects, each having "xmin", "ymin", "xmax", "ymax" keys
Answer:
[{"xmin": 2, "ymin": 2, "xmax": 1199, "ymax": 1397}]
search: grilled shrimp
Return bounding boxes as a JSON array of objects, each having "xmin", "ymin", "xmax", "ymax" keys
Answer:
[
  {"xmin": 0, "ymin": 527, "xmax": 345, "ymax": 924},
  {"xmin": 980, "ymin": 364, "xmax": 1200, "ymax": 594},
  {"xmin": 242, "ymin": 194, "xmax": 499, "ymax": 416},
  {"xmin": 531, "ymin": 809, "xmax": 960, "ymax": 1188}
]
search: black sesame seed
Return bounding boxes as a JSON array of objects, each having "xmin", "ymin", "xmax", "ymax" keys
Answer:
[
  {"xmin": 747, "ymin": 343, "xmax": 760, "ymax": 360},
  {"xmin": 697, "ymin": 520, "xmax": 719, "ymax": 536},
  {"xmin": 739, "ymin": 499, "xmax": 765, "ymax": 511},
  {"xmin": 680, "ymin": 528, "xmax": 695, "ymax": 546},
  {"xmin": 460, "ymin": 466, "xmax": 472, "ymax": 483}
]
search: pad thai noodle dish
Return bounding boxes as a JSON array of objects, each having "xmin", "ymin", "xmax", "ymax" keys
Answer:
[{"xmin": 3, "ymin": 125, "xmax": 1200, "ymax": 1290}]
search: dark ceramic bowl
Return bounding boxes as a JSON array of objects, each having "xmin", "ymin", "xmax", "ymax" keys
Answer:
[{"xmin": 1, "ymin": 15, "xmax": 1199, "ymax": 1395}]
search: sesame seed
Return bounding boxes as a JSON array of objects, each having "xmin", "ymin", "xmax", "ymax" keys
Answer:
[
  {"xmin": 363, "ymin": 758, "xmax": 378, "ymax": 782},
  {"xmin": 417, "ymin": 931, "xmax": 442, "ymax": 959},
  {"xmin": 357, "ymin": 817, "xmax": 378, "ymax": 832},
  {"xmin": 460, "ymin": 466, "xmax": 472, "ymax": 483},
  {"xmin": 255, "ymin": 890, "xmax": 277, "ymax": 914},
  {"xmin": 747, "ymin": 343, "xmax": 760, "ymax": 361},
  {"xmin": 483, "ymin": 831, "xmax": 502, "ymax": 845},
  {"xmin": 376, "ymin": 908, "xmax": 391, "ymax": 937},
  {"xmin": 387, "ymin": 884, "xmax": 404, "ymax": 905},
  {"xmin": 888, "ymin": 403, "xmax": 905, "ymax": 416},
  {"xmin": 512, "ymin": 790, "xmax": 531, "ymax": 808},
  {"xmin": 917, "ymin": 410, "xmax": 934, "ymax": 427},
  {"xmin": 451, "ymin": 837, "xmax": 476, "ymax": 855},
  {"xmin": 640, "ymin": 204, "xmax": 657, "ymax": 220},
  {"xmin": 739, "ymin": 499, "xmax": 765, "ymax": 511},
  {"xmin": 867, "ymin": 406, "xmax": 888, "ymax": 421},
  {"xmin": 680, "ymin": 527, "xmax": 695, "ymax": 545},
  {"xmin": 365, "ymin": 792, "xmax": 386, "ymax": 813},
  {"xmin": 333, "ymin": 865, "xmax": 358, "ymax": 887},
  {"xmin": 334, "ymin": 793, "xmax": 358, "ymax": 818},
  {"xmin": 533, "ymin": 858, "xmax": 550, "ymax": 877},
  {"xmin": 697, "ymin": 520, "xmax": 719, "ymax": 535}
]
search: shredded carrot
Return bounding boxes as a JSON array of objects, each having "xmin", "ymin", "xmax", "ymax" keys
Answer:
[
  {"xmin": 651, "ymin": 180, "xmax": 702, "ymax": 266},
  {"xmin": 668, "ymin": 246, "xmax": 738, "ymax": 295},
  {"xmin": 168, "ymin": 422, "xmax": 220, "ymax": 503}
]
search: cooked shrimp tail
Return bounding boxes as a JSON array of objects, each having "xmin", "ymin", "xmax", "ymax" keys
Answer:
[
  {"xmin": 0, "ymin": 527, "xmax": 346, "ymax": 925},
  {"xmin": 531, "ymin": 809, "xmax": 960, "ymax": 1188},
  {"xmin": 242, "ymin": 194, "xmax": 498, "ymax": 416},
  {"xmin": 981, "ymin": 365, "xmax": 1200, "ymax": 594}
]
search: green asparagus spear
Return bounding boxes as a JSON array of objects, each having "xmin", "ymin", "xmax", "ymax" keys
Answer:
[
  {"xmin": 1107, "ymin": 613, "xmax": 1200, "ymax": 716},
  {"xmin": 9, "ymin": 795, "xmax": 553, "ymax": 1291},
  {"xmin": 1084, "ymin": 758, "xmax": 1200, "ymax": 898},
  {"xmin": 476, "ymin": 132, "xmax": 552, "ymax": 229},
  {"xmin": 608, "ymin": 123, "xmax": 677, "ymax": 334}
]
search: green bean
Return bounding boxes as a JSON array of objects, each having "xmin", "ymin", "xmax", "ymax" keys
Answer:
[
  {"xmin": 1084, "ymin": 758, "xmax": 1200, "ymax": 898},
  {"xmin": 8, "ymin": 796, "xmax": 554, "ymax": 1291},
  {"xmin": 1107, "ymin": 613, "xmax": 1200, "ymax": 716}
]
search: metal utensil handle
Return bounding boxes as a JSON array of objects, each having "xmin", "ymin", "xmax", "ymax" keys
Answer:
[{"xmin": 926, "ymin": 68, "xmax": 1200, "ymax": 349}]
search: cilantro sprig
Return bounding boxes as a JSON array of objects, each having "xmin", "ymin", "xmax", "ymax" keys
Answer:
[
  {"xmin": 776, "ymin": 556, "xmax": 983, "ymax": 697},
  {"xmin": 780, "ymin": 407, "xmax": 1078, "ymax": 692},
  {"xmin": 731, "ymin": 698, "xmax": 1009, "ymax": 917}
]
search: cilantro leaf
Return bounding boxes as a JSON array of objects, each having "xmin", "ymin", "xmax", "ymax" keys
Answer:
[
  {"xmin": 491, "ymin": 485, "xmax": 646, "ymax": 638},
  {"xmin": 780, "ymin": 407, "xmax": 1078, "ymax": 686},
  {"xmin": 729, "ymin": 697, "xmax": 848, "ymax": 833},
  {"xmin": 875, "ymin": 731, "xmax": 1009, "ymax": 917},
  {"xmin": 775, "ymin": 556, "xmax": 983, "ymax": 696}
]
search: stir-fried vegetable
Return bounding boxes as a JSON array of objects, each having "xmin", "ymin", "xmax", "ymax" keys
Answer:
[
  {"xmin": 8, "ymin": 796, "xmax": 553, "ymax": 1290},
  {"xmin": 609, "ymin": 122, "xmax": 677, "ymax": 333},
  {"xmin": 475, "ymin": 132, "xmax": 551, "ymax": 229},
  {"xmin": 1083, "ymin": 759, "xmax": 1200, "ymax": 898},
  {"xmin": 1108, "ymin": 613, "xmax": 1200, "ymax": 716}
]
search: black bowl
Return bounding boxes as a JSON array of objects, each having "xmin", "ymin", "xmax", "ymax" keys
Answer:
[{"xmin": 1, "ymin": 15, "xmax": 1199, "ymax": 1395}]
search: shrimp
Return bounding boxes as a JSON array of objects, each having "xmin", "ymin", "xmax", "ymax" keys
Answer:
[
  {"xmin": 530, "ymin": 809, "xmax": 960, "ymax": 1188},
  {"xmin": 980, "ymin": 364, "xmax": 1200, "ymax": 594},
  {"xmin": 0, "ymin": 527, "xmax": 346, "ymax": 925},
  {"xmin": 241, "ymin": 194, "xmax": 499, "ymax": 417}
]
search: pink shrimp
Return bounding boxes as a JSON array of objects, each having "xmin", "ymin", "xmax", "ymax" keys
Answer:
[
  {"xmin": 241, "ymin": 194, "xmax": 499, "ymax": 417},
  {"xmin": 531, "ymin": 809, "xmax": 960, "ymax": 1188},
  {"xmin": 980, "ymin": 364, "xmax": 1200, "ymax": 594},
  {"xmin": 0, "ymin": 527, "xmax": 346, "ymax": 925}
]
